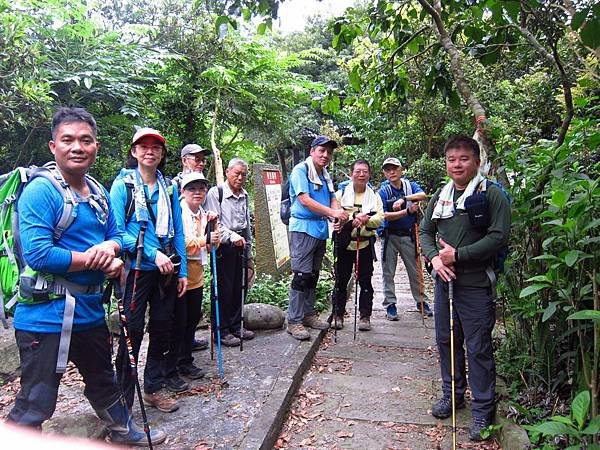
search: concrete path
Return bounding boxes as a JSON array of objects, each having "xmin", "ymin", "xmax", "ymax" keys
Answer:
[{"xmin": 277, "ymin": 260, "xmax": 502, "ymax": 450}]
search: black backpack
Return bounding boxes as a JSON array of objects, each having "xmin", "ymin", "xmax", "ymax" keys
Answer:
[{"xmin": 280, "ymin": 162, "xmax": 307, "ymax": 226}]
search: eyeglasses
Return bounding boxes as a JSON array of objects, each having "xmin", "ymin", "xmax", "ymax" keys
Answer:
[
  {"xmin": 353, "ymin": 169, "xmax": 370, "ymax": 175},
  {"xmin": 137, "ymin": 144, "xmax": 163, "ymax": 153},
  {"xmin": 185, "ymin": 155, "xmax": 207, "ymax": 163}
]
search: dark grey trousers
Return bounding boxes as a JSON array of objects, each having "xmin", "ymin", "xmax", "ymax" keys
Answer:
[{"xmin": 434, "ymin": 279, "xmax": 496, "ymax": 420}]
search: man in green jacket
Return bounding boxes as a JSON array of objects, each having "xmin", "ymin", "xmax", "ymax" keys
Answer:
[{"xmin": 419, "ymin": 135, "xmax": 510, "ymax": 441}]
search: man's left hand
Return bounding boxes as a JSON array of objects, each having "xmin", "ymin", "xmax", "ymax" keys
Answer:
[
  {"xmin": 352, "ymin": 212, "xmax": 370, "ymax": 228},
  {"xmin": 85, "ymin": 241, "xmax": 116, "ymax": 270}
]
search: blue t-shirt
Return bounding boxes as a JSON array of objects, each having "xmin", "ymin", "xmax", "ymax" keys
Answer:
[
  {"xmin": 14, "ymin": 176, "xmax": 123, "ymax": 333},
  {"xmin": 378, "ymin": 179, "xmax": 424, "ymax": 231},
  {"xmin": 288, "ymin": 162, "xmax": 334, "ymax": 240},
  {"xmin": 110, "ymin": 170, "xmax": 187, "ymax": 277}
]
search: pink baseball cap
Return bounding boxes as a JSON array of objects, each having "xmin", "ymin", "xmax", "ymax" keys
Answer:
[{"xmin": 132, "ymin": 127, "xmax": 166, "ymax": 145}]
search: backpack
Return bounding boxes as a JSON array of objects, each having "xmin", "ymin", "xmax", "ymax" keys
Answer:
[
  {"xmin": 280, "ymin": 162, "xmax": 308, "ymax": 226},
  {"xmin": 463, "ymin": 179, "xmax": 511, "ymax": 274},
  {"xmin": 0, "ymin": 163, "xmax": 109, "ymax": 329},
  {"xmin": 376, "ymin": 178, "xmax": 413, "ymax": 237}
]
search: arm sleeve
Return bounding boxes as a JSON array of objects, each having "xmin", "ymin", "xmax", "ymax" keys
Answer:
[
  {"xmin": 171, "ymin": 188, "xmax": 187, "ymax": 278},
  {"xmin": 457, "ymin": 186, "xmax": 511, "ymax": 262},
  {"xmin": 419, "ymin": 190, "xmax": 440, "ymax": 261},
  {"xmin": 103, "ymin": 187, "xmax": 123, "ymax": 252},
  {"xmin": 410, "ymin": 181, "xmax": 424, "ymax": 194},
  {"xmin": 18, "ymin": 179, "xmax": 73, "ymax": 273},
  {"xmin": 290, "ymin": 166, "xmax": 309, "ymax": 196}
]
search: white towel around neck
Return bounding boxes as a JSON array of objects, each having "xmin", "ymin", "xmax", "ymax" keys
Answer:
[
  {"xmin": 431, "ymin": 173, "xmax": 485, "ymax": 220},
  {"xmin": 304, "ymin": 156, "xmax": 334, "ymax": 193}
]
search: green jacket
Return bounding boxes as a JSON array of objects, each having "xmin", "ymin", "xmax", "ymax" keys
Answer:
[{"xmin": 419, "ymin": 182, "xmax": 511, "ymax": 287}]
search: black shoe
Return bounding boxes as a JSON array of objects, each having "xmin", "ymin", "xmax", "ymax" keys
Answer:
[
  {"xmin": 232, "ymin": 328, "xmax": 255, "ymax": 340},
  {"xmin": 192, "ymin": 337, "xmax": 209, "ymax": 352},
  {"xmin": 165, "ymin": 375, "xmax": 189, "ymax": 393},
  {"xmin": 431, "ymin": 396, "xmax": 465, "ymax": 419},
  {"xmin": 417, "ymin": 302, "xmax": 433, "ymax": 317},
  {"xmin": 469, "ymin": 416, "xmax": 492, "ymax": 441},
  {"xmin": 178, "ymin": 364, "xmax": 206, "ymax": 380}
]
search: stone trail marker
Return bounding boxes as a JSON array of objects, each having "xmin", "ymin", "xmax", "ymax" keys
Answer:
[{"xmin": 252, "ymin": 164, "xmax": 290, "ymax": 276}]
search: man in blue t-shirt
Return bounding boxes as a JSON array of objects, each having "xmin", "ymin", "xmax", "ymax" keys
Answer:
[
  {"xmin": 6, "ymin": 107, "xmax": 165, "ymax": 446},
  {"xmin": 379, "ymin": 157, "xmax": 432, "ymax": 320},
  {"xmin": 286, "ymin": 136, "xmax": 349, "ymax": 340}
]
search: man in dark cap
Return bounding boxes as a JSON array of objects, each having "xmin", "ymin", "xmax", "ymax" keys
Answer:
[{"xmin": 285, "ymin": 136, "xmax": 349, "ymax": 340}]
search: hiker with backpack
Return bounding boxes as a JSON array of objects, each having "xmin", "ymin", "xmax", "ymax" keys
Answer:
[
  {"xmin": 204, "ymin": 158, "xmax": 253, "ymax": 347},
  {"xmin": 5, "ymin": 107, "xmax": 166, "ymax": 446},
  {"xmin": 419, "ymin": 135, "xmax": 511, "ymax": 441},
  {"xmin": 110, "ymin": 127, "xmax": 187, "ymax": 414},
  {"xmin": 378, "ymin": 157, "xmax": 433, "ymax": 320},
  {"xmin": 330, "ymin": 159, "xmax": 383, "ymax": 332},
  {"xmin": 285, "ymin": 136, "xmax": 349, "ymax": 341},
  {"xmin": 173, "ymin": 172, "xmax": 219, "ymax": 379},
  {"xmin": 171, "ymin": 143, "xmax": 209, "ymax": 194},
  {"xmin": 172, "ymin": 144, "xmax": 212, "ymax": 353}
]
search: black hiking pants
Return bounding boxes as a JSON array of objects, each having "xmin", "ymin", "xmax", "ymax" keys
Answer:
[
  {"xmin": 7, "ymin": 326, "xmax": 120, "ymax": 428},
  {"xmin": 211, "ymin": 244, "xmax": 244, "ymax": 337}
]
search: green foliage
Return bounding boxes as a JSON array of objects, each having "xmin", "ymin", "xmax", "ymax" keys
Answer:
[
  {"xmin": 404, "ymin": 155, "xmax": 446, "ymax": 195},
  {"xmin": 523, "ymin": 390, "xmax": 600, "ymax": 449}
]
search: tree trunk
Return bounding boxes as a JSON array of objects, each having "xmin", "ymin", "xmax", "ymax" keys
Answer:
[
  {"xmin": 417, "ymin": 0, "xmax": 510, "ymax": 187},
  {"xmin": 277, "ymin": 148, "xmax": 288, "ymax": 180},
  {"xmin": 210, "ymin": 91, "xmax": 224, "ymax": 185}
]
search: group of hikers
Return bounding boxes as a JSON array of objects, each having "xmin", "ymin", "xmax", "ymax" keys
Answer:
[{"xmin": 3, "ymin": 106, "xmax": 510, "ymax": 446}]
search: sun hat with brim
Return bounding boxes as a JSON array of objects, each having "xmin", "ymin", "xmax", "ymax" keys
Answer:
[
  {"xmin": 181, "ymin": 144, "xmax": 208, "ymax": 158},
  {"xmin": 181, "ymin": 172, "xmax": 209, "ymax": 190},
  {"xmin": 132, "ymin": 127, "xmax": 166, "ymax": 145}
]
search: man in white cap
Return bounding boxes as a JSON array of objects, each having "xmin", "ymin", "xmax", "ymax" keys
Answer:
[
  {"xmin": 172, "ymin": 144, "xmax": 209, "ymax": 192},
  {"xmin": 378, "ymin": 157, "xmax": 432, "ymax": 320},
  {"xmin": 172, "ymin": 143, "xmax": 210, "ymax": 352}
]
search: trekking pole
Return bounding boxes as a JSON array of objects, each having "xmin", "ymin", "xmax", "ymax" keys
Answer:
[
  {"xmin": 113, "ymin": 279, "xmax": 153, "ymax": 449},
  {"xmin": 332, "ymin": 230, "xmax": 339, "ymax": 343},
  {"xmin": 240, "ymin": 248, "xmax": 247, "ymax": 352},
  {"xmin": 353, "ymin": 230, "xmax": 360, "ymax": 341},
  {"xmin": 449, "ymin": 279, "xmax": 457, "ymax": 450},
  {"xmin": 414, "ymin": 222, "xmax": 426, "ymax": 327},
  {"xmin": 208, "ymin": 220, "xmax": 225, "ymax": 382},
  {"xmin": 129, "ymin": 224, "xmax": 146, "ymax": 312}
]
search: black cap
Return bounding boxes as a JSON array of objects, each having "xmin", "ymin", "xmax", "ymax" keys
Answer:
[{"xmin": 311, "ymin": 135, "xmax": 338, "ymax": 149}]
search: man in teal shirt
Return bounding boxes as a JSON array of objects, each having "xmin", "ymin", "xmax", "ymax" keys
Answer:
[{"xmin": 286, "ymin": 136, "xmax": 348, "ymax": 340}]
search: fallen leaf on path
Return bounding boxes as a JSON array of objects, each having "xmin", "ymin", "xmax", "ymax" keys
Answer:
[{"xmin": 336, "ymin": 430, "xmax": 354, "ymax": 438}]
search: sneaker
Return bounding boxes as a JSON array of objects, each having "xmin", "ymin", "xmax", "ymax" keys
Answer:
[
  {"xmin": 192, "ymin": 337, "xmax": 209, "ymax": 352},
  {"xmin": 178, "ymin": 363, "xmax": 206, "ymax": 380},
  {"xmin": 218, "ymin": 333, "xmax": 241, "ymax": 347},
  {"xmin": 358, "ymin": 317, "xmax": 371, "ymax": 331},
  {"xmin": 386, "ymin": 304, "xmax": 399, "ymax": 321},
  {"xmin": 109, "ymin": 416, "xmax": 167, "ymax": 446},
  {"xmin": 302, "ymin": 314, "xmax": 330, "ymax": 330},
  {"xmin": 142, "ymin": 390, "xmax": 179, "ymax": 413},
  {"xmin": 431, "ymin": 396, "xmax": 466, "ymax": 419},
  {"xmin": 416, "ymin": 302, "xmax": 433, "ymax": 317},
  {"xmin": 469, "ymin": 416, "xmax": 492, "ymax": 441},
  {"xmin": 287, "ymin": 323, "xmax": 310, "ymax": 340},
  {"xmin": 232, "ymin": 328, "xmax": 255, "ymax": 340},
  {"xmin": 165, "ymin": 374, "xmax": 189, "ymax": 393},
  {"xmin": 330, "ymin": 316, "xmax": 344, "ymax": 330}
]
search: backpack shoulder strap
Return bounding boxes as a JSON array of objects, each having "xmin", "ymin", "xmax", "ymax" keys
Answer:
[
  {"xmin": 218, "ymin": 185, "xmax": 223, "ymax": 204},
  {"xmin": 401, "ymin": 178, "xmax": 412, "ymax": 196}
]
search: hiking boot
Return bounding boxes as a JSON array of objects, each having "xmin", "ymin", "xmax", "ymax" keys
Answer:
[
  {"xmin": 110, "ymin": 415, "xmax": 167, "ymax": 446},
  {"xmin": 358, "ymin": 317, "xmax": 371, "ymax": 331},
  {"xmin": 178, "ymin": 363, "xmax": 206, "ymax": 380},
  {"xmin": 386, "ymin": 304, "xmax": 399, "ymax": 321},
  {"xmin": 165, "ymin": 374, "xmax": 189, "ymax": 393},
  {"xmin": 232, "ymin": 328, "xmax": 255, "ymax": 340},
  {"xmin": 287, "ymin": 323, "xmax": 310, "ymax": 340},
  {"xmin": 330, "ymin": 316, "xmax": 344, "ymax": 330},
  {"xmin": 142, "ymin": 390, "xmax": 179, "ymax": 413},
  {"xmin": 302, "ymin": 314, "xmax": 330, "ymax": 330},
  {"xmin": 469, "ymin": 416, "xmax": 492, "ymax": 441},
  {"xmin": 192, "ymin": 337, "xmax": 209, "ymax": 352},
  {"xmin": 416, "ymin": 302, "xmax": 433, "ymax": 317},
  {"xmin": 219, "ymin": 333, "xmax": 241, "ymax": 347},
  {"xmin": 431, "ymin": 396, "xmax": 465, "ymax": 419}
]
